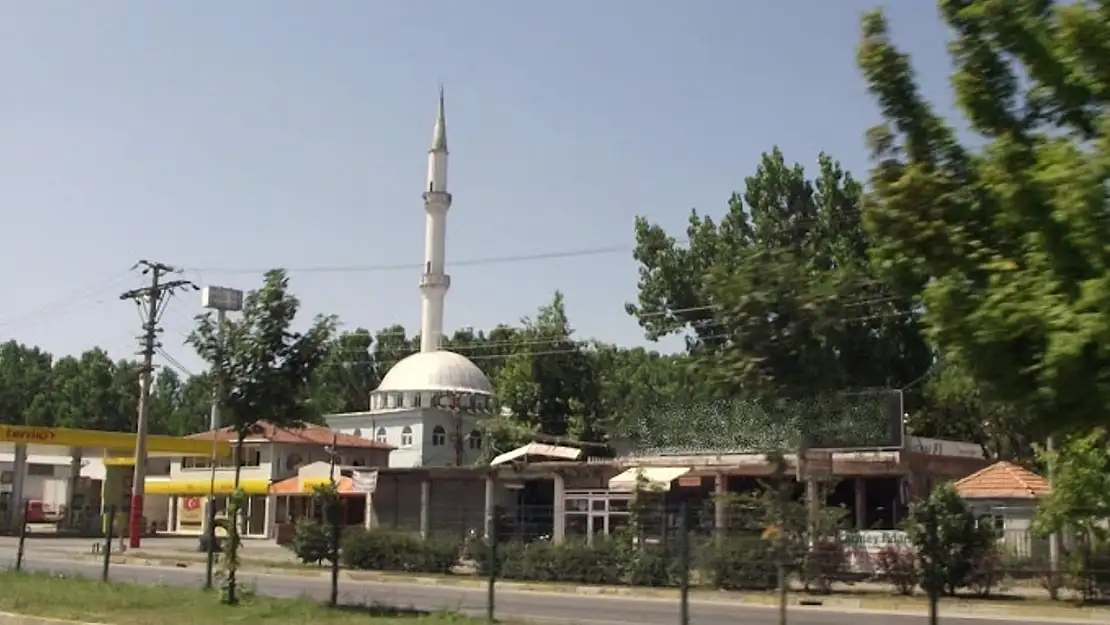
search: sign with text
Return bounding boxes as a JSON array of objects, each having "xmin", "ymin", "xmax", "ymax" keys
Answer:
[
  {"xmin": 178, "ymin": 496, "xmax": 204, "ymax": 527},
  {"xmin": 351, "ymin": 469, "xmax": 378, "ymax": 494},
  {"xmin": 840, "ymin": 530, "xmax": 911, "ymax": 574},
  {"xmin": 0, "ymin": 426, "xmax": 57, "ymax": 444}
]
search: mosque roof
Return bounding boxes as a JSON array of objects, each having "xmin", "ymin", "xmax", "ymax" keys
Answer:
[{"xmin": 376, "ymin": 349, "xmax": 493, "ymax": 395}]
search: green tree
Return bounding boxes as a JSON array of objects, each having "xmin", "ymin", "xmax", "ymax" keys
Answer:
[
  {"xmin": 443, "ymin": 325, "xmax": 519, "ymax": 381},
  {"xmin": 1033, "ymin": 428, "xmax": 1110, "ymax": 544},
  {"xmin": 628, "ymin": 148, "xmax": 929, "ymax": 400},
  {"xmin": 309, "ymin": 328, "xmax": 379, "ymax": 414},
  {"xmin": 0, "ymin": 341, "xmax": 53, "ymax": 425},
  {"xmin": 187, "ymin": 269, "xmax": 335, "ymax": 605},
  {"xmin": 25, "ymin": 349, "xmax": 136, "ymax": 431},
  {"xmin": 908, "ymin": 359, "xmax": 1034, "ymax": 462},
  {"xmin": 857, "ymin": 1, "xmax": 1110, "ymax": 435},
  {"xmin": 148, "ymin": 369, "xmax": 213, "ymax": 436},
  {"xmin": 493, "ymin": 292, "xmax": 602, "ymax": 443},
  {"xmin": 371, "ymin": 324, "xmax": 418, "ymax": 376},
  {"xmin": 593, "ymin": 346, "xmax": 703, "ymax": 445},
  {"xmin": 906, "ymin": 482, "xmax": 997, "ymax": 596}
]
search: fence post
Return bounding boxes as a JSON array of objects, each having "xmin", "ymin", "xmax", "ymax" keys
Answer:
[
  {"xmin": 776, "ymin": 477, "xmax": 788, "ymax": 625},
  {"xmin": 101, "ymin": 505, "xmax": 116, "ymax": 582},
  {"xmin": 15, "ymin": 500, "xmax": 29, "ymax": 573},
  {"xmin": 678, "ymin": 500, "xmax": 690, "ymax": 625},
  {"xmin": 204, "ymin": 500, "xmax": 217, "ymax": 590},
  {"xmin": 487, "ymin": 504, "xmax": 499, "ymax": 624},
  {"xmin": 329, "ymin": 493, "xmax": 341, "ymax": 607},
  {"xmin": 926, "ymin": 508, "xmax": 939, "ymax": 625}
]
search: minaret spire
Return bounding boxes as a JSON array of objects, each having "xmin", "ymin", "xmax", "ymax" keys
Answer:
[
  {"xmin": 419, "ymin": 88, "xmax": 452, "ymax": 353},
  {"xmin": 431, "ymin": 85, "xmax": 447, "ymax": 153}
]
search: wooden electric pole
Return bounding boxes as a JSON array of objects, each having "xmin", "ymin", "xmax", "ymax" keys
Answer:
[{"xmin": 120, "ymin": 260, "xmax": 197, "ymax": 548}]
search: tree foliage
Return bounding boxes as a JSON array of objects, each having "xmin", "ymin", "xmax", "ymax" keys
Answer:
[
  {"xmin": 906, "ymin": 482, "xmax": 998, "ymax": 597},
  {"xmin": 857, "ymin": 0, "xmax": 1110, "ymax": 435},
  {"xmin": 628, "ymin": 148, "xmax": 930, "ymax": 401},
  {"xmin": 908, "ymin": 358, "xmax": 1034, "ymax": 462},
  {"xmin": 1033, "ymin": 428, "xmax": 1110, "ymax": 543},
  {"xmin": 187, "ymin": 269, "xmax": 336, "ymax": 455}
]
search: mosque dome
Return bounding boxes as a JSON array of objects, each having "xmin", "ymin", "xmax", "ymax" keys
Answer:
[{"xmin": 376, "ymin": 350, "xmax": 493, "ymax": 395}]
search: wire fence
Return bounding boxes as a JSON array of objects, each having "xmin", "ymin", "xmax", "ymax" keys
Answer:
[{"xmin": 2, "ymin": 500, "xmax": 1109, "ymax": 623}]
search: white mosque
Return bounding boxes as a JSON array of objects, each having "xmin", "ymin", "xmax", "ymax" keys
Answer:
[{"xmin": 326, "ymin": 90, "xmax": 497, "ymax": 468}]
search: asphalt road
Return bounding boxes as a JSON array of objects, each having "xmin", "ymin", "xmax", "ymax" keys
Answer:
[{"xmin": 0, "ymin": 549, "xmax": 1081, "ymax": 625}]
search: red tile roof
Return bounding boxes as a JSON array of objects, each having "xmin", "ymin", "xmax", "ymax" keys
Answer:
[
  {"xmin": 954, "ymin": 461, "xmax": 1050, "ymax": 500},
  {"xmin": 270, "ymin": 475, "xmax": 362, "ymax": 496},
  {"xmin": 186, "ymin": 421, "xmax": 391, "ymax": 450}
]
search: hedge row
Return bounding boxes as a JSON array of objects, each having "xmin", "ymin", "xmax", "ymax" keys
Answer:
[
  {"xmin": 464, "ymin": 535, "xmax": 840, "ymax": 590},
  {"xmin": 290, "ymin": 521, "xmax": 844, "ymax": 590}
]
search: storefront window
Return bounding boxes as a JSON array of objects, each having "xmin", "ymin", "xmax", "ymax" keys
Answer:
[{"xmin": 563, "ymin": 491, "xmax": 633, "ymax": 544}]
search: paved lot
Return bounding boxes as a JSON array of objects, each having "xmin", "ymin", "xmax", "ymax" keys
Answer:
[{"xmin": 0, "ymin": 543, "xmax": 1094, "ymax": 625}]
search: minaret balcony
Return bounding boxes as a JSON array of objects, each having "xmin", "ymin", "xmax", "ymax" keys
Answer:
[
  {"xmin": 420, "ymin": 273, "xmax": 451, "ymax": 289},
  {"xmin": 423, "ymin": 190, "xmax": 452, "ymax": 205}
]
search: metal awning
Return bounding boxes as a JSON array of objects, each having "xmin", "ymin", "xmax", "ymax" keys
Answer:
[
  {"xmin": 608, "ymin": 466, "xmax": 691, "ymax": 492},
  {"xmin": 490, "ymin": 443, "xmax": 582, "ymax": 466}
]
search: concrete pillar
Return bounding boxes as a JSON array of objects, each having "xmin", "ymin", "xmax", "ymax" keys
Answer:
[
  {"xmin": 67, "ymin": 449, "xmax": 82, "ymax": 528},
  {"xmin": 552, "ymin": 473, "xmax": 566, "ymax": 545},
  {"xmin": 264, "ymin": 493, "xmax": 277, "ymax": 538},
  {"xmin": 363, "ymin": 492, "xmax": 376, "ymax": 530},
  {"xmin": 483, "ymin": 472, "xmax": 496, "ymax": 539},
  {"xmin": 854, "ymin": 477, "xmax": 867, "ymax": 530},
  {"xmin": 714, "ymin": 472, "xmax": 727, "ymax": 540},
  {"xmin": 806, "ymin": 478, "xmax": 819, "ymax": 539},
  {"xmin": 9, "ymin": 444, "xmax": 27, "ymax": 532},
  {"xmin": 419, "ymin": 479, "xmax": 431, "ymax": 538}
]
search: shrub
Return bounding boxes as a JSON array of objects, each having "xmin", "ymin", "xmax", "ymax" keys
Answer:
[
  {"xmin": 290, "ymin": 518, "xmax": 331, "ymax": 565},
  {"xmin": 700, "ymin": 535, "xmax": 778, "ymax": 591},
  {"xmin": 906, "ymin": 483, "xmax": 998, "ymax": 596},
  {"xmin": 1066, "ymin": 542, "xmax": 1110, "ymax": 603},
  {"xmin": 799, "ymin": 539, "xmax": 847, "ymax": 594},
  {"xmin": 874, "ymin": 545, "xmax": 918, "ymax": 595},
  {"xmin": 493, "ymin": 538, "xmax": 627, "ymax": 585},
  {"xmin": 965, "ymin": 546, "xmax": 1002, "ymax": 597},
  {"xmin": 627, "ymin": 543, "xmax": 682, "ymax": 587},
  {"xmin": 341, "ymin": 528, "xmax": 461, "ymax": 574}
]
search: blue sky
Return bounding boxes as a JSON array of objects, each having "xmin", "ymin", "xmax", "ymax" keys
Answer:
[{"xmin": 0, "ymin": 1, "xmax": 958, "ymax": 375}]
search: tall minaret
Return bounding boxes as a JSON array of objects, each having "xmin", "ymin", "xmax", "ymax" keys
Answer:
[{"xmin": 419, "ymin": 87, "xmax": 451, "ymax": 353}]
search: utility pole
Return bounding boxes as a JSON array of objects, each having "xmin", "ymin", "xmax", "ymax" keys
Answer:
[{"xmin": 120, "ymin": 260, "xmax": 198, "ymax": 548}]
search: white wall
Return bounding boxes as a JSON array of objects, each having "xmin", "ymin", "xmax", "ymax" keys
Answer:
[
  {"xmin": 0, "ymin": 460, "xmax": 73, "ymax": 510},
  {"xmin": 169, "ymin": 443, "xmax": 274, "ymax": 481},
  {"xmin": 331, "ymin": 408, "xmax": 488, "ymax": 468}
]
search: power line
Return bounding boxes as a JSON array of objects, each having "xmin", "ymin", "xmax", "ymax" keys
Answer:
[
  {"xmin": 181, "ymin": 208, "xmax": 885, "ymax": 276},
  {"xmin": 183, "ymin": 244, "xmax": 660, "ymax": 275},
  {"xmin": 0, "ymin": 270, "xmax": 137, "ymax": 329},
  {"xmin": 156, "ymin": 347, "xmax": 196, "ymax": 378},
  {"xmin": 293, "ymin": 309, "xmax": 919, "ymax": 373}
]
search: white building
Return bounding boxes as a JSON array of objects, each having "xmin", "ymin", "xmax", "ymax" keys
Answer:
[
  {"xmin": 142, "ymin": 422, "xmax": 391, "ymax": 537},
  {"xmin": 327, "ymin": 89, "xmax": 497, "ymax": 466}
]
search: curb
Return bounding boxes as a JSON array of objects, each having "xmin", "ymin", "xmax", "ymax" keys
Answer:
[{"xmin": 0, "ymin": 613, "xmax": 94, "ymax": 625}]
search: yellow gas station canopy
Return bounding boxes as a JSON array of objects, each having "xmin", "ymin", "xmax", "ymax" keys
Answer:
[{"xmin": 0, "ymin": 425, "xmax": 232, "ymax": 458}]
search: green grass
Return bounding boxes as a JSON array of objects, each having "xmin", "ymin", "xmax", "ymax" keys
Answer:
[{"xmin": 0, "ymin": 571, "xmax": 478, "ymax": 625}]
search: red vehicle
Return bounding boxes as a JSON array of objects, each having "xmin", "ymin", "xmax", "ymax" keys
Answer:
[{"xmin": 24, "ymin": 500, "xmax": 48, "ymax": 523}]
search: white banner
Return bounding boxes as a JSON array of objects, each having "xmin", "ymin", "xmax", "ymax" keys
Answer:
[{"xmin": 351, "ymin": 469, "xmax": 378, "ymax": 494}]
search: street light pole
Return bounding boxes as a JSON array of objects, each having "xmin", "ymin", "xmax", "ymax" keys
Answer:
[{"xmin": 200, "ymin": 286, "xmax": 243, "ymax": 590}]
